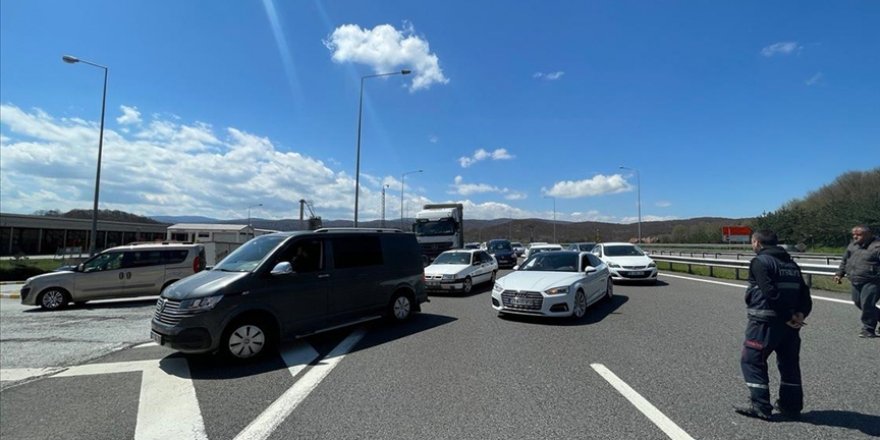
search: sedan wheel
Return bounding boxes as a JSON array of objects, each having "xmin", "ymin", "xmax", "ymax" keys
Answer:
[
  {"xmin": 606, "ymin": 279, "xmax": 614, "ymax": 300},
  {"xmin": 463, "ymin": 277, "xmax": 473, "ymax": 294},
  {"xmin": 225, "ymin": 324, "xmax": 266, "ymax": 359},
  {"xmin": 39, "ymin": 288, "xmax": 68, "ymax": 311},
  {"xmin": 572, "ymin": 290, "xmax": 587, "ymax": 319}
]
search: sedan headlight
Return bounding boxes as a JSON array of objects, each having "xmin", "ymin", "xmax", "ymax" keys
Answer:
[
  {"xmin": 441, "ymin": 274, "xmax": 455, "ymax": 281},
  {"xmin": 648, "ymin": 262, "xmax": 657, "ymax": 268},
  {"xmin": 179, "ymin": 295, "xmax": 223, "ymax": 311},
  {"xmin": 608, "ymin": 262, "xmax": 621, "ymax": 268},
  {"xmin": 544, "ymin": 286, "xmax": 569, "ymax": 295}
]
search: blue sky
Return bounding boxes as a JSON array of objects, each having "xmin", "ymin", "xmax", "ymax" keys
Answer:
[{"xmin": 1, "ymin": 1, "xmax": 878, "ymax": 223}]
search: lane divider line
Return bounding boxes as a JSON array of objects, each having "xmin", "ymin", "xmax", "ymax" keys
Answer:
[
  {"xmin": 591, "ymin": 363, "xmax": 696, "ymax": 440},
  {"xmin": 234, "ymin": 328, "xmax": 366, "ymax": 440},
  {"xmin": 659, "ymin": 273, "xmax": 857, "ymax": 305}
]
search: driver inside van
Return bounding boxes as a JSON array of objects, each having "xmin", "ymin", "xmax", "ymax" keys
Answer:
[{"xmin": 289, "ymin": 240, "xmax": 321, "ymax": 273}]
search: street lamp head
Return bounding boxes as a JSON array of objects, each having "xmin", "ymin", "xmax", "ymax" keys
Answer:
[
  {"xmin": 62, "ymin": 55, "xmax": 80, "ymax": 64},
  {"xmin": 401, "ymin": 69, "xmax": 412, "ymax": 75}
]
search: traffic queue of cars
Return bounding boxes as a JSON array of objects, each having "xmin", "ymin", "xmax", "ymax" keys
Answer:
[{"xmin": 20, "ymin": 230, "xmax": 656, "ymax": 361}]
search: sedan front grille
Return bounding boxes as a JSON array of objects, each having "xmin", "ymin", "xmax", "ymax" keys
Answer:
[
  {"xmin": 153, "ymin": 298, "xmax": 198, "ymax": 326},
  {"xmin": 622, "ymin": 265, "xmax": 648, "ymax": 270},
  {"xmin": 501, "ymin": 290, "xmax": 543, "ymax": 311}
]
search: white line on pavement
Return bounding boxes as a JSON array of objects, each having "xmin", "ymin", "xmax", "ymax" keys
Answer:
[
  {"xmin": 234, "ymin": 328, "xmax": 366, "ymax": 440},
  {"xmin": 659, "ymin": 272, "xmax": 855, "ymax": 305},
  {"xmin": 0, "ymin": 367, "xmax": 64, "ymax": 382},
  {"xmin": 53, "ymin": 358, "xmax": 208, "ymax": 440},
  {"xmin": 591, "ymin": 363, "xmax": 696, "ymax": 440}
]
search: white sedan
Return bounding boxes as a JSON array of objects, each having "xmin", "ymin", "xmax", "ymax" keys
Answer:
[
  {"xmin": 592, "ymin": 242, "xmax": 658, "ymax": 284},
  {"xmin": 522, "ymin": 243, "xmax": 562, "ymax": 260},
  {"xmin": 424, "ymin": 249, "xmax": 498, "ymax": 294},
  {"xmin": 491, "ymin": 251, "xmax": 612, "ymax": 319}
]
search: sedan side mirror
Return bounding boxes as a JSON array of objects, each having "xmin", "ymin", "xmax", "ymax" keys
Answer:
[
  {"xmin": 76, "ymin": 263, "xmax": 84, "ymax": 272},
  {"xmin": 512, "ymin": 265, "xmax": 519, "ymax": 271},
  {"xmin": 271, "ymin": 262, "xmax": 293, "ymax": 275},
  {"xmin": 584, "ymin": 266, "xmax": 597, "ymax": 274}
]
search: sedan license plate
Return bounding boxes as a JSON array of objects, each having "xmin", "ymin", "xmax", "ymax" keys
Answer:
[
  {"xmin": 629, "ymin": 271, "xmax": 644, "ymax": 276},
  {"xmin": 150, "ymin": 330, "xmax": 163, "ymax": 345},
  {"xmin": 512, "ymin": 297, "xmax": 533, "ymax": 306}
]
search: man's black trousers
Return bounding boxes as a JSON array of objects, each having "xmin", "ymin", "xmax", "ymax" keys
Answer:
[{"xmin": 741, "ymin": 320, "xmax": 803, "ymax": 414}]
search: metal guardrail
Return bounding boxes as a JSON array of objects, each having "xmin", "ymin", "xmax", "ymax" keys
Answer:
[
  {"xmin": 650, "ymin": 249, "xmax": 842, "ymax": 265},
  {"xmin": 649, "ymin": 254, "xmax": 837, "ymax": 287}
]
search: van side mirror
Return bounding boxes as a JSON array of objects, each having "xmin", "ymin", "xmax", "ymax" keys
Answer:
[{"xmin": 270, "ymin": 262, "xmax": 293, "ymax": 275}]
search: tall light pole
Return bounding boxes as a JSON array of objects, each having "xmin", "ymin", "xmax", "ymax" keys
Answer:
[
  {"xmin": 619, "ymin": 166, "xmax": 641, "ymax": 244},
  {"xmin": 354, "ymin": 69, "xmax": 412, "ymax": 227},
  {"xmin": 381, "ymin": 184, "xmax": 390, "ymax": 228},
  {"xmin": 63, "ymin": 55, "xmax": 108, "ymax": 256},
  {"xmin": 247, "ymin": 203, "xmax": 263, "ymax": 229},
  {"xmin": 543, "ymin": 195, "xmax": 557, "ymax": 243},
  {"xmin": 400, "ymin": 169, "xmax": 423, "ymax": 229}
]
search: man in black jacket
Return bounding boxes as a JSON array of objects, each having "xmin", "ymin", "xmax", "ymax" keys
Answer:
[
  {"xmin": 833, "ymin": 225, "xmax": 880, "ymax": 338},
  {"xmin": 735, "ymin": 230, "xmax": 813, "ymax": 420}
]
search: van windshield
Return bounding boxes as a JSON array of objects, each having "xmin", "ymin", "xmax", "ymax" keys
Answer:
[{"xmin": 214, "ymin": 235, "xmax": 288, "ymax": 272}]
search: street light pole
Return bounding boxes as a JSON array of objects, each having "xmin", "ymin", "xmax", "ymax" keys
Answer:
[
  {"xmin": 354, "ymin": 69, "xmax": 412, "ymax": 227},
  {"xmin": 400, "ymin": 169, "xmax": 423, "ymax": 229},
  {"xmin": 543, "ymin": 195, "xmax": 556, "ymax": 243},
  {"xmin": 381, "ymin": 184, "xmax": 390, "ymax": 228},
  {"xmin": 619, "ymin": 166, "xmax": 641, "ymax": 244},
  {"xmin": 247, "ymin": 203, "xmax": 263, "ymax": 229},
  {"xmin": 63, "ymin": 55, "xmax": 108, "ymax": 256}
]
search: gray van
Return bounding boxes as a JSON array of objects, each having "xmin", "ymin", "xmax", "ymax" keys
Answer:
[{"xmin": 150, "ymin": 228, "xmax": 428, "ymax": 360}]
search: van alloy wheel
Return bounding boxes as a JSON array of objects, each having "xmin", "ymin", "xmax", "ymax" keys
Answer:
[
  {"xmin": 392, "ymin": 294, "xmax": 412, "ymax": 320},
  {"xmin": 227, "ymin": 324, "xmax": 266, "ymax": 359},
  {"xmin": 572, "ymin": 290, "xmax": 587, "ymax": 319}
]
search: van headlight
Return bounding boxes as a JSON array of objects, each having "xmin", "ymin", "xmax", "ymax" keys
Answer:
[{"xmin": 179, "ymin": 295, "xmax": 223, "ymax": 311}]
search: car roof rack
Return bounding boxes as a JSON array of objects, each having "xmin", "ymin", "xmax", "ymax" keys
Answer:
[{"xmin": 313, "ymin": 227, "xmax": 403, "ymax": 233}]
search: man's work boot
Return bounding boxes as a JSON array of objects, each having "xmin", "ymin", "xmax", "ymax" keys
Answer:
[
  {"xmin": 734, "ymin": 404, "xmax": 772, "ymax": 421},
  {"xmin": 774, "ymin": 400, "xmax": 801, "ymax": 420}
]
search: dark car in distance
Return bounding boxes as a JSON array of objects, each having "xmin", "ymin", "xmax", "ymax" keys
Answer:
[{"xmin": 486, "ymin": 239, "xmax": 518, "ymax": 269}]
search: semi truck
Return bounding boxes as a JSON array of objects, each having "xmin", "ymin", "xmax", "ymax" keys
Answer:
[{"xmin": 413, "ymin": 203, "xmax": 464, "ymax": 263}]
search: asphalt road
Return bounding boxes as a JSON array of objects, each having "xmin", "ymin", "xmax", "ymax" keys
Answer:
[{"xmin": 1, "ymin": 271, "xmax": 878, "ymax": 440}]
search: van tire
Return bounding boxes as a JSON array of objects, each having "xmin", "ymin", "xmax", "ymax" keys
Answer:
[
  {"xmin": 388, "ymin": 292, "xmax": 413, "ymax": 321},
  {"xmin": 38, "ymin": 288, "xmax": 70, "ymax": 311},
  {"xmin": 221, "ymin": 318, "xmax": 275, "ymax": 361}
]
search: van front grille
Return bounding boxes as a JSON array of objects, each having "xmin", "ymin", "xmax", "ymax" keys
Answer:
[{"xmin": 153, "ymin": 298, "xmax": 198, "ymax": 326}]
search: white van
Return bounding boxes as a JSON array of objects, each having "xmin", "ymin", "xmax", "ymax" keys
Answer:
[{"xmin": 20, "ymin": 243, "xmax": 206, "ymax": 310}]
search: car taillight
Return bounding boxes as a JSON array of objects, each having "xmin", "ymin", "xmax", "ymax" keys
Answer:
[{"xmin": 193, "ymin": 255, "xmax": 203, "ymax": 273}]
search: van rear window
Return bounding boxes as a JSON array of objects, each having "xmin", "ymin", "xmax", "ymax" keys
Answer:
[{"xmin": 332, "ymin": 236, "xmax": 383, "ymax": 269}]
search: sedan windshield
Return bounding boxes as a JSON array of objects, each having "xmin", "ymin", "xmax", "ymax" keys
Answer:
[
  {"xmin": 432, "ymin": 252, "xmax": 471, "ymax": 265},
  {"xmin": 604, "ymin": 245, "xmax": 645, "ymax": 257},
  {"xmin": 520, "ymin": 253, "xmax": 578, "ymax": 272},
  {"xmin": 214, "ymin": 235, "xmax": 288, "ymax": 272}
]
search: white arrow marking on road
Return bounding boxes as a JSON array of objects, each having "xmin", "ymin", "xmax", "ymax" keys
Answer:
[
  {"xmin": 591, "ymin": 363, "xmax": 696, "ymax": 440},
  {"xmin": 53, "ymin": 358, "xmax": 208, "ymax": 440},
  {"xmin": 234, "ymin": 328, "xmax": 366, "ymax": 440}
]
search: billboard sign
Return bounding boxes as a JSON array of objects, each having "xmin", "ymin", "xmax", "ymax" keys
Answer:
[{"xmin": 722, "ymin": 226, "xmax": 752, "ymax": 243}]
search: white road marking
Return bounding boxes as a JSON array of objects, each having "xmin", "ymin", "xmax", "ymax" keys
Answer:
[
  {"xmin": 0, "ymin": 367, "xmax": 64, "ymax": 382},
  {"xmin": 53, "ymin": 358, "xmax": 207, "ymax": 440},
  {"xmin": 234, "ymin": 328, "xmax": 366, "ymax": 440},
  {"xmin": 133, "ymin": 342, "xmax": 158, "ymax": 349},
  {"xmin": 659, "ymin": 272, "xmax": 856, "ymax": 305},
  {"xmin": 591, "ymin": 363, "xmax": 696, "ymax": 440}
]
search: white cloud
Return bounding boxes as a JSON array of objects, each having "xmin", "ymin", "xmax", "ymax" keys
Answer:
[
  {"xmin": 505, "ymin": 192, "xmax": 527, "ymax": 201},
  {"xmin": 429, "ymin": 135, "xmax": 439, "ymax": 143},
  {"xmin": 761, "ymin": 41, "xmax": 801, "ymax": 57},
  {"xmin": 620, "ymin": 215, "xmax": 678, "ymax": 224},
  {"xmin": 458, "ymin": 148, "xmax": 515, "ymax": 168},
  {"xmin": 324, "ymin": 22, "xmax": 449, "ymax": 92},
  {"xmin": 533, "ymin": 71, "xmax": 565, "ymax": 81},
  {"xmin": 116, "ymin": 105, "xmax": 142, "ymax": 125},
  {"xmin": 655, "ymin": 200, "xmax": 672, "ymax": 208},
  {"xmin": 448, "ymin": 176, "xmax": 526, "ymax": 200},
  {"xmin": 805, "ymin": 72, "xmax": 823, "ymax": 86},
  {"xmin": 544, "ymin": 174, "xmax": 632, "ymax": 198},
  {"xmin": 0, "ymin": 103, "xmax": 386, "ymax": 220}
]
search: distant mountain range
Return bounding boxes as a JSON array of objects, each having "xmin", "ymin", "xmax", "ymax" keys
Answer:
[{"xmin": 150, "ymin": 215, "xmax": 752, "ymax": 244}]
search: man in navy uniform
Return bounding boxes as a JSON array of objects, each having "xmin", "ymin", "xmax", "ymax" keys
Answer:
[{"xmin": 735, "ymin": 230, "xmax": 812, "ymax": 420}]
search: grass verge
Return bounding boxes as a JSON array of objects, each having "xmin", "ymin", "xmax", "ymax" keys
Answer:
[{"xmin": 657, "ymin": 262, "xmax": 850, "ymax": 293}]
